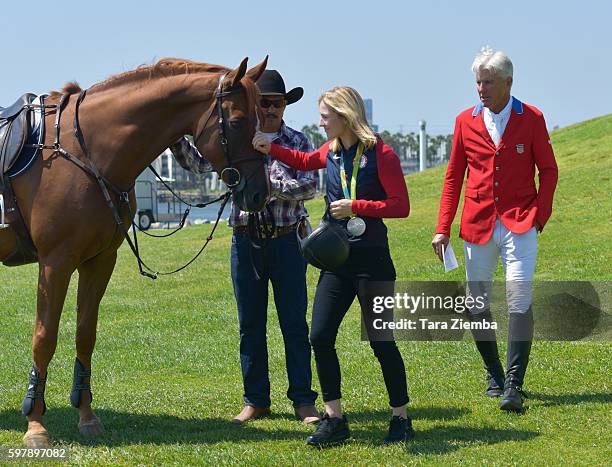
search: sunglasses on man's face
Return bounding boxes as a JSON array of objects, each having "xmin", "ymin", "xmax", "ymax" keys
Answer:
[{"xmin": 259, "ymin": 98, "xmax": 286, "ymax": 109}]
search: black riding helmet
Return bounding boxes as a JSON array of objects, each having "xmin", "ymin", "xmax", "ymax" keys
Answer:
[{"xmin": 296, "ymin": 198, "xmax": 350, "ymax": 270}]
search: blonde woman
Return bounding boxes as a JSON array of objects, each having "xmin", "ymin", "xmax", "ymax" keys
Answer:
[{"xmin": 253, "ymin": 86, "xmax": 414, "ymax": 446}]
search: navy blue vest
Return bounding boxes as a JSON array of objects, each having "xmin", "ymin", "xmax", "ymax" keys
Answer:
[{"xmin": 326, "ymin": 143, "xmax": 389, "ymax": 248}]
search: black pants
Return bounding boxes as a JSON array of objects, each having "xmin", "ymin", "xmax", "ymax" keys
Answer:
[{"xmin": 309, "ymin": 248, "xmax": 409, "ymax": 407}]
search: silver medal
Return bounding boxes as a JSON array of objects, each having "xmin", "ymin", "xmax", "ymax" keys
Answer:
[{"xmin": 347, "ymin": 217, "xmax": 366, "ymax": 236}]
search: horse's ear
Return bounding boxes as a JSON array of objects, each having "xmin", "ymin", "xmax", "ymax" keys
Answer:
[
  {"xmin": 246, "ymin": 55, "xmax": 268, "ymax": 83},
  {"xmin": 227, "ymin": 57, "xmax": 249, "ymax": 88}
]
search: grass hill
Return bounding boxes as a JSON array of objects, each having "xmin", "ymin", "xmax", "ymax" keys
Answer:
[{"xmin": 0, "ymin": 115, "xmax": 610, "ymax": 465}]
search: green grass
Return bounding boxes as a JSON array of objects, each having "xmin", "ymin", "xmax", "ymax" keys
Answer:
[{"xmin": 1, "ymin": 115, "xmax": 611, "ymax": 465}]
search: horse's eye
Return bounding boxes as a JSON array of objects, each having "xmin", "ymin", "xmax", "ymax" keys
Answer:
[{"xmin": 229, "ymin": 120, "xmax": 242, "ymax": 130}]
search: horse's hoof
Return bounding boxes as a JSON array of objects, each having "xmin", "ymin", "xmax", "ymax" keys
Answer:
[
  {"xmin": 78, "ymin": 416, "xmax": 104, "ymax": 437},
  {"xmin": 23, "ymin": 430, "xmax": 50, "ymax": 448}
]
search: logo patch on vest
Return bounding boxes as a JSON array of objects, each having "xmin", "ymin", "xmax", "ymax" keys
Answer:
[
  {"xmin": 516, "ymin": 144, "xmax": 525, "ymax": 154},
  {"xmin": 359, "ymin": 155, "xmax": 368, "ymax": 168}
]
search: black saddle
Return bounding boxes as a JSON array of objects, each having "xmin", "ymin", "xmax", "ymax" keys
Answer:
[
  {"xmin": 0, "ymin": 93, "xmax": 37, "ymax": 189},
  {"xmin": 0, "ymin": 93, "xmax": 42, "ymax": 266}
]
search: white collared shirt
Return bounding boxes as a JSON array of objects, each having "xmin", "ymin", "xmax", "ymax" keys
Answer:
[{"xmin": 483, "ymin": 96, "xmax": 513, "ymax": 146}]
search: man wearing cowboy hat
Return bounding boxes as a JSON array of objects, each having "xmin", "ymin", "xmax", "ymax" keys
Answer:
[{"xmin": 170, "ymin": 69, "xmax": 320, "ymax": 424}]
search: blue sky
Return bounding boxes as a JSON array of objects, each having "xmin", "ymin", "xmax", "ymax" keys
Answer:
[{"xmin": 2, "ymin": 0, "xmax": 610, "ymax": 135}]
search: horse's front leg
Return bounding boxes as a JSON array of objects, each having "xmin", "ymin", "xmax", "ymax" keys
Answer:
[
  {"xmin": 23, "ymin": 254, "xmax": 76, "ymax": 448},
  {"xmin": 72, "ymin": 249, "xmax": 117, "ymax": 437}
]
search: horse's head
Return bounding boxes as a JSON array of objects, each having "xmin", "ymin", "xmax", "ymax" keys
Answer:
[{"xmin": 193, "ymin": 57, "xmax": 269, "ymax": 212}]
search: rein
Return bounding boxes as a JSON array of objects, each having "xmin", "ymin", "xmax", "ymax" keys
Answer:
[{"xmin": 134, "ymin": 163, "xmax": 226, "ymax": 239}]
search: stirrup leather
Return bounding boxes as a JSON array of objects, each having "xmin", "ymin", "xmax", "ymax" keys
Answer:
[
  {"xmin": 0, "ymin": 194, "xmax": 8, "ymax": 229},
  {"xmin": 21, "ymin": 365, "xmax": 47, "ymax": 416}
]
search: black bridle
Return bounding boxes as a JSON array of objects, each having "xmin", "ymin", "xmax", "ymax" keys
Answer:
[
  {"xmin": 192, "ymin": 73, "xmax": 278, "ymax": 281},
  {"xmin": 193, "ymin": 73, "xmax": 269, "ymax": 196}
]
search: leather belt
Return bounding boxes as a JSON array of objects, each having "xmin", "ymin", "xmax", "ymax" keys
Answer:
[{"xmin": 233, "ymin": 222, "xmax": 297, "ymax": 239}]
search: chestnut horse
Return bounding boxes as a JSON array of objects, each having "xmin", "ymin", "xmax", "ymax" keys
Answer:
[{"xmin": 0, "ymin": 56, "xmax": 269, "ymax": 447}]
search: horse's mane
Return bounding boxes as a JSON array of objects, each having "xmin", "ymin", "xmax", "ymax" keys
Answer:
[
  {"xmin": 47, "ymin": 57, "xmax": 260, "ymax": 128},
  {"xmin": 48, "ymin": 82, "xmax": 82, "ymax": 99},
  {"xmin": 49, "ymin": 58, "xmax": 232, "ymax": 97}
]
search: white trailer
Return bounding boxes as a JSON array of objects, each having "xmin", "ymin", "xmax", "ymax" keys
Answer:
[{"xmin": 134, "ymin": 152, "xmax": 183, "ymax": 229}]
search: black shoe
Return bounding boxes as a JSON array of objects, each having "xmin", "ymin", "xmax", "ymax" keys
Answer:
[
  {"xmin": 306, "ymin": 414, "xmax": 350, "ymax": 447},
  {"xmin": 383, "ymin": 415, "xmax": 415, "ymax": 444},
  {"xmin": 499, "ymin": 385, "xmax": 526, "ymax": 412}
]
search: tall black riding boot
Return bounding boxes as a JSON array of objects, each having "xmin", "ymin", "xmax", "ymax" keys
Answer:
[
  {"xmin": 500, "ymin": 308, "xmax": 534, "ymax": 412},
  {"xmin": 469, "ymin": 310, "xmax": 505, "ymax": 397}
]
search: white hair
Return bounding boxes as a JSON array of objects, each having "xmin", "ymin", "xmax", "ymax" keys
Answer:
[{"xmin": 471, "ymin": 46, "xmax": 513, "ymax": 79}]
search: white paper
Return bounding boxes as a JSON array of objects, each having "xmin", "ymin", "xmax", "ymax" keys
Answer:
[{"xmin": 442, "ymin": 243, "xmax": 459, "ymax": 273}]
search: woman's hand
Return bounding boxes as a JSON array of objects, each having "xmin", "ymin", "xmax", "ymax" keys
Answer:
[
  {"xmin": 252, "ymin": 132, "xmax": 271, "ymax": 154},
  {"xmin": 329, "ymin": 199, "xmax": 354, "ymax": 219}
]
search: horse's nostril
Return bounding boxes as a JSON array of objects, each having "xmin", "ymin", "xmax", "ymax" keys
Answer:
[{"xmin": 252, "ymin": 193, "xmax": 261, "ymax": 206}]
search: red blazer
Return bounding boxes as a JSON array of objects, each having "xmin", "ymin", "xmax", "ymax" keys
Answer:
[{"xmin": 436, "ymin": 98, "xmax": 558, "ymax": 244}]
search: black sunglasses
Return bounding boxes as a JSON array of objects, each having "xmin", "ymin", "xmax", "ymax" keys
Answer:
[{"xmin": 259, "ymin": 98, "xmax": 286, "ymax": 109}]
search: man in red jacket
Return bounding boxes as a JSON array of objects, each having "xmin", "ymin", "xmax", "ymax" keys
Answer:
[{"xmin": 432, "ymin": 47, "xmax": 558, "ymax": 412}]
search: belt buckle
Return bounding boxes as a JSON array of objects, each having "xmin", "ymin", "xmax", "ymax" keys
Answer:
[{"xmin": 276, "ymin": 224, "xmax": 295, "ymax": 238}]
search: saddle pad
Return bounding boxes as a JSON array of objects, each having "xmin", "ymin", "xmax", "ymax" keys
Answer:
[{"xmin": 6, "ymin": 95, "xmax": 45, "ymax": 179}]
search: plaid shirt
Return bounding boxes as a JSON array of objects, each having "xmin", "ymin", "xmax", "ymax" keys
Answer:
[
  {"xmin": 169, "ymin": 122, "xmax": 317, "ymax": 227},
  {"xmin": 170, "ymin": 138, "xmax": 213, "ymax": 174}
]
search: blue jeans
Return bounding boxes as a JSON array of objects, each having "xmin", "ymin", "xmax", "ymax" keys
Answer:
[{"xmin": 231, "ymin": 230, "xmax": 317, "ymax": 408}]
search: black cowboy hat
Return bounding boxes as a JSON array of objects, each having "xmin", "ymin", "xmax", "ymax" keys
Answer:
[{"xmin": 256, "ymin": 70, "xmax": 304, "ymax": 105}]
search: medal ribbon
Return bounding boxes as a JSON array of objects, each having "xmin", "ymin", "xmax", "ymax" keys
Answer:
[{"xmin": 340, "ymin": 143, "xmax": 364, "ymax": 201}]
